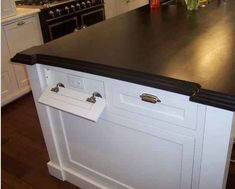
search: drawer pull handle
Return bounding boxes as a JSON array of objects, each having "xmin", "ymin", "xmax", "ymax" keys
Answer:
[
  {"xmin": 86, "ymin": 92, "xmax": 102, "ymax": 104},
  {"xmin": 140, "ymin": 93, "xmax": 161, "ymax": 104},
  {"xmin": 51, "ymin": 83, "xmax": 65, "ymax": 93},
  {"xmin": 17, "ymin": 21, "xmax": 25, "ymax": 26}
]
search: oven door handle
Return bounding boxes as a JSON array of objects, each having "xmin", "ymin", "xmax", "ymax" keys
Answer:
[{"xmin": 48, "ymin": 17, "xmax": 78, "ymax": 27}]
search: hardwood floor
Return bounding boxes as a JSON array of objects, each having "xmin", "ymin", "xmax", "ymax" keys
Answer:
[
  {"xmin": 1, "ymin": 93, "xmax": 80, "ymax": 189},
  {"xmin": 1, "ymin": 93, "xmax": 235, "ymax": 189}
]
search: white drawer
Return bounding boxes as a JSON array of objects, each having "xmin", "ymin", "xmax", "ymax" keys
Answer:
[
  {"xmin": 4, "ymin": 16, "xmax": 42, "ymax": 57},
  {"xmin": 43, "ymin": 66, "xmax": 198, "ymax": 130},
  {"xmin": 109, "ymin": 80, "xmax": 198, "ymax": 130}
]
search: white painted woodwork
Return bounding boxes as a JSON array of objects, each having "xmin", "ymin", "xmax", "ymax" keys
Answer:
[
  {"xmin": 104, "ymin": 0, "xmax": 118, "ymax": 19},
  {"xmin": 199, "ymin": 107, "xmax": 235, "ymax": 189},
  {"xmin": 26, "ymin": 65, "xmax": 66, "ymax": 181},
  {"xmin": 39, "ymin": 86, "xmax": 106, "ymax": 122},
  {"xmin": 1, "ymin": 14, "xmax": 43, "ymax": 106},
  {"xmin": 26, "ymin": 64, "xmax": 235, "ymax": 189},
  {"xmin": 117, "ymin": 0, "xmax": 149, "ymax": 15},
  {"xmin": 4, "ymin": 16, "xmax": 42, "ymax": 88},
  {"xmin": 110, "ymin": 81, "xmax": 198, "ymax": 130},
  {"xmin": 104, "ymin": 0, "xmax": 149, "ymax": 19},
  {"xmin": 1, "ymin": 0, "xmax": 16, "ymax": 19},
  {"xmin": 1, "ymin": 8, "xmax": 41, "ymax": 24},
  {"xmin": 1, "ymin": 30, "xmax": 18, "ymax": 100}
]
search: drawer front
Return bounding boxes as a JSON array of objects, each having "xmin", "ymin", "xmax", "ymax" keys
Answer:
[
  {"xmin": 4, "ymin": 16, "xmax": 42, "ymax": 57},
  {"xmin": 42, "ymin": 66, "xmax": 198, "ymax": 130},
  {"xmin": 109, "ymin": 80, "xmax": 198, "ymax": 130}
]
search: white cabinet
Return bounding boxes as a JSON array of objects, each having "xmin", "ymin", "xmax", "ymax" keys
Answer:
[
  {"xmin": 117, "ymin": 0, "xmax": 149, "ymax": 15},
  {"xmin": 104, "ymin": 0, "xmax": 118, "ymax": 19},
  {"xmin": 4, "ymin": 16, "xmax": 43, "ymax": 88},
  {"xmin": 105, "ymin": 0, "xmax": 149, "ymax": 19},
  {"xmin": 55, "ymin": 112, "xmax": 195, "ymax": 189},
  {"xmin": 27, "ymin": 65, "xmax": 211, "ymax": 189},
  {"xmin": 1, "ymin": 0, "xmax": 16, "ymax": 19},
  {"xmin": 1, "ymin": 14, "xmax": 43, "ymax": 106},
  {"xmin": 1, "ymin": 31, "xmax": 18, "ymax": 100},
  {"xmin": 27, "ymin": 65, "xmax": 235, "ymax": 189}
]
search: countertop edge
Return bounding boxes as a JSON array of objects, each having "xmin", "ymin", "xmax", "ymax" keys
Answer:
[
  {"xmin": 11, "ymin": 53, "xmax": 37, "ymax": 65},
  {"xmin": 190, "ymin": 89, "xmax": 235, "ymax": 112},
  {"xmin": 12, "ymin": 53, "xmax": 235, "ymax": 111},
  {"xmin": 1, "ymin": 8, "xmax": 40, "ymax": 25}
]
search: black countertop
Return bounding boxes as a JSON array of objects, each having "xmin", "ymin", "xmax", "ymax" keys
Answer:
[{"xmin": 12, "ymin": 0, "xmax": 235, "ymax": 111}]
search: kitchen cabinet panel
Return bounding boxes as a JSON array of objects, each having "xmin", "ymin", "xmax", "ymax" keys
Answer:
[
  {"xmin": 4, "ymin": 16, "xmax": 44, "ymax": 56},
  {"xmin": 110, "ymin": 80, "xmax": 198, "ymax": 130},
  {"xmin": 1, "ymin": 14, "xmax": 43, "ymax": 106},
  {"xmin": 105, "ymin": 0, "xmax": 149, "ymax": 18},
  {"xmin": 26, "ymin": 65, "xmax": 208, "ymax": 189},
  {"xmin": 1, "ymin": 0, "xmax": 16, "ymax": 19},
  {"xmin": 104, "ymin": 0, "xmax": 118, "ymax": 19},
  {"xmin": 1, "ymin": 30, "xmax": 18, "ymax": 100},
  {"xmin": 4, "ymin": 16, "xmax": 42, "ymax": 89},
  {"xmin": 117, "ymin": 0, "xmax": 149, "ymax": 15},
  {"xmin": 55, "ymin": 112, "xmax": 195, "ymax": 189}
]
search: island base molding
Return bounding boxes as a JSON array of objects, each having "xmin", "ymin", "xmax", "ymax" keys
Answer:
[
  {"xmin": 27, "ymin": 64, "xmax": 235, "ymax": 189},
  {"xmin": 47, "ymin": 161, "xmax": 132, "ymax": 189}
]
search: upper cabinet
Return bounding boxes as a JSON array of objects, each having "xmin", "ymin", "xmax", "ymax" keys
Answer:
[
  {"xmin": 105, "ymin": 0, "xmax": 149, "ymax": 19},
  {"xmin": 1, "ymin": 0, "xmax": 16, "ymax": 19}
]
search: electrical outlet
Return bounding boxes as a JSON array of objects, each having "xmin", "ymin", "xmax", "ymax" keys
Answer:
[{"xmin": 68, "ymin": 75, "xmax": 84, "ymax": 89}]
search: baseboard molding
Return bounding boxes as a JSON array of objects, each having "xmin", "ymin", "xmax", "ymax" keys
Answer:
[
  {"xmin": 48, "ymin": 163, "xmax": 127, "ymax": 189},
  {"xmin": 63, "ymin": 167, "xmax": 106, "ymax": 189},
  {"xmin": 1, "ymin": 87, "xmax": 31, "ymax": 106},
  {"xmin": 47, "ymin": 162, "xmax": 65, "ymax": 181}
]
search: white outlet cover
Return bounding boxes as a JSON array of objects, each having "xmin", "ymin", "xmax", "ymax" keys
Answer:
[{"xmin": 68, "ymin": 75, "xmax": 84, "ymax": 89}]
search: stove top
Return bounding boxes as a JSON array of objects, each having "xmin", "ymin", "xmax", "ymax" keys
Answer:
[
  {"xmin": 16, "ymin": 0, "xmax": 104, "ymax": 9},
  {"xmin": 15, "ymin": 0, "xmax": 75, "ymax": 9}
]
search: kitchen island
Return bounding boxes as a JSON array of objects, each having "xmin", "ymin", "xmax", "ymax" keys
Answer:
[{"xmin": 12, "ymin": 1, "xmax": 235, "ymax": 189}]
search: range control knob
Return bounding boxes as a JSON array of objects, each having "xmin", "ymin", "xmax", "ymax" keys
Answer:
[
  {"xmin": 65, "ymin": 6, "xmax": 70, "ymax": 13},
  {"xmin": 86, "ymin": 0, "xmax": 91, "ymax": 7},
  {"xmin": 49, "ymin": 10, "xmax": 55, "ymax": 18},
  {"xmin": 76, "ymin": 3, "xmax": 81, "ymax": 9},
  {"xmin": 81, "ymin": 2, "xmax": 86, "ymax": 8},
  {"xmin": 71, "ymin": 5, "xmax": 75, "ymax": 11},
  {"xmin": 55, "ymin": 9, "xmax": 61, "ymax": 16}
]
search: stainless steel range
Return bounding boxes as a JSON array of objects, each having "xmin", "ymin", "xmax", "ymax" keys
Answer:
[{"xmin": 16, "ymin": 0, "xmax": 105, "ymax": 42}]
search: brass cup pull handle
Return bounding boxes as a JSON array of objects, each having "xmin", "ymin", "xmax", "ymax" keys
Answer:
[
  {"xmin": 17, "ymin": 21, "xmax": 25, "ymax": 26},
  {"xmin": 140, "ymin": 93, "xmax": 161, "ymax": 104}
]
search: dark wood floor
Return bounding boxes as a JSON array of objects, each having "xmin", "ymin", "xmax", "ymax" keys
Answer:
[
  {"xmin": 1, "ymin": 93, "xmax": 235, "ymax": 189},
  {"xmin": 1, "ymin": 93, "xmax": 80, "ymax": 189}
]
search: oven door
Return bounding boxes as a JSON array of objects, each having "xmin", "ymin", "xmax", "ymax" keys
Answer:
[
  {"xmin": 80, "ymin": 8, "xmax": 105, "ymax": 28},
  {"xmin": 48, "ymin": 16, "xmax": 78, "ymax": 41}
]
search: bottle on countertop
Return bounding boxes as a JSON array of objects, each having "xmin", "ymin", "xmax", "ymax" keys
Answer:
[{"xmin": 151, "ymin": 0, "xmax": 160, "ymax": 8}]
